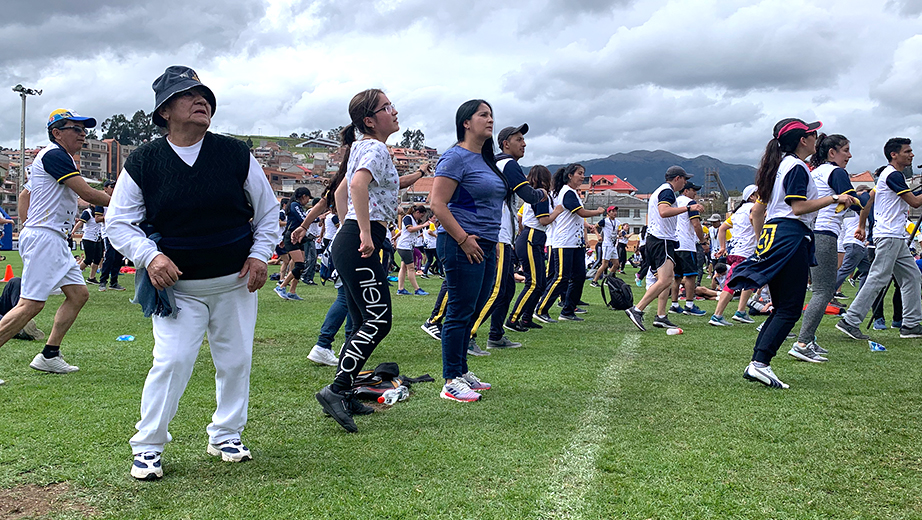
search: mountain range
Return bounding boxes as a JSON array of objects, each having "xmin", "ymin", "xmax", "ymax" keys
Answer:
[{"xmin": 536, "ymin": 150, "xmax": 757, "ymax": 194}]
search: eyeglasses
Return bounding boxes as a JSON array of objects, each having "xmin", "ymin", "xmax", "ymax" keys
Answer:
[
  {"xmin": 372, "ymin": 103, "xmax": 397, "ymax": 116},
  {"xmin": 58, "ymin": 126, "xmax": 88, "ymax": 135}
]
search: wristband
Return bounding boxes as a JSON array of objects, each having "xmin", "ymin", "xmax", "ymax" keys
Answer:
[{"xmin": 458, "ymin": 234, "xmax": 469, "ymax": 246}]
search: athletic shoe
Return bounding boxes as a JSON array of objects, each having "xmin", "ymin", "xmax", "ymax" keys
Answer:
[
  {"xmin": 461, "ymin": 371, "xmax": 491, "ymax": 390},
  {"xmin": 521, "ymin": 320, "xmax": 543, "ymax": 329},
  {"xmin": 833, "ymin": 291, "xmax": 847, "ymax": 300},
  {"xmin": 873, "ymin": 318, "xmax": 887, "ymax": 330},
  {"xmin": 287, "ymin": 293, "xmax": 304, "ymax": 301},
  {"xmin": 14, "ymin": 319, "xmax": 44, "ymax": 341},
  {"xmin": 207, "ymin": 439, "xmax": 252, "ymax": 462},
  {"xmin": 533, "ymin": 313, "xmax": 557, "ymax": 324},
  {"xmin": 709, "ymin": 315, "xmax": 733, "ymax": 327},
  {"xmin": 589, "ymin": 281, "xmax": 600, "ymax": 288},
  {"xmin": 421, "ymin": 321, "xmax": 442, "ymax": 341},
  {"xmin": 345, "ymin": 392, "xmax": 375, "ymax": 416},
  {"xmin": 419, "ymin": 273, "xmax": 430, "ymax": 279},
  {"xmin": 625, "ymin": 307, "xmax": 646, "ymax": 331},
  {"xmin": 503, "ymin": 320, "xmax": 529, "ymax": 333},
  {"xmin": 86, "ymin": 278, "xmax": 99, "ymax": 285},
  {"xmin": 303, "ymin": 279, "xmax": 318, "ymax": 286},
  {"xmin": 683, "ymin": 304, "xmax": 707, "ymax": 317},
  {"xmin": 669, "ymin": 304, "xmax": 684, "ymax": 315},
  {"xmin": 487, "ymin": 336, "xmax": 522, "ymax": 349},
  {"xmin": 635, "ymin": 278, "xmax": 642, "ymax": 287},
  {"xmin": 836, "ymin": 319, "xmax": 869, "ymax": 340},
  {"xmin": 788, "ymin": 342, "xmax": 828, "ymax": 363},
  {"xmin": 315, "ymin": 385, "xmax": 357, "ymax": 433},
  {"xmin": 810, "ymin": 341, "xmax": 829, "ymax": 355},
  {"xmin": 0, "ymin": 379, "xmax": 5, "ymax": 386},
  {"xmin": 109, "ymin": 284, "xmax": 127, "ymax": 291},
  {"xmin": 414, "ymin": 288, "xmax": 429, "ymax": 296},
  {"xmin": 573, "ymin": 307, "xmax": 587, "ymax": 314},
  {"xmin": 577, "ymin": 300, "xmax": 590, "ymax": 306},
  {"xmin": 387, "ymin": 276, "xmax": 398, "ymax": 282},
  {"xmin": 98, "ymin": 284, "xmax": 107, "ymax": 292},
  {"xmin": 29, "ymin": 353, "xmax": 79, "ymax": 374},
  {"xmin": 652, "ymin": 315, "xmax": 677, "ymax": 328},
  {"xmin": 732, "ymin": 311, "xmax": 755, "ymax": 324},
  {"xmin": 743, "ymin": 362, "xmax": 789, "ymax": 389},
  {"xmin": 440, "ymin": 379, "xmax": 482, "ymax": 402},
  {"xmin": 467, "ymin": 338, "xmax": 490, "ymax": 356},
  {"xmin": 899, "ymin": 324, "xmax": 922, "ymax": 339},
  {"xmin": 892, "ymin": 320, "xmax": 903, "ymax": 329},
  {"xmin": 847, "ymin": 278, "xmax": 856, "ymax": 287},
  {"xmin": 308, "ymin": 345, "xmax": 339, "ymax": 366},
  {"xmin": 396, "ymin": 289, "xmax": 411, "ymax": 295},
  {"xmin": 558, "ymin": 312, "xmax": 584, "ymax": 321},
  {"xmin": 131, "ymin": 451, "xmax": 163, "ymax": 480},
  {"xmin": 274, "ymin": 285, "xmax": 290, "ymax": 300}
]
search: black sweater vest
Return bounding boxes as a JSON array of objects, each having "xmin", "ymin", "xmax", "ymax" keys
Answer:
[{"xmin": 124, "ymin": 132, "xmax": 255, "ymax": 279}]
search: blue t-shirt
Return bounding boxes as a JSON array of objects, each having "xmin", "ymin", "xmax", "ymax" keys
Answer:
[{"xmin": 435, "ymin": 146, "xmax": 507, "ymax": 243}]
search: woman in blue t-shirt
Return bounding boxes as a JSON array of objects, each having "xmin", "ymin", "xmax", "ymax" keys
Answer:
[{"xmin": 430, "ymin": 99, "xmax": 546, "ymax": 403}]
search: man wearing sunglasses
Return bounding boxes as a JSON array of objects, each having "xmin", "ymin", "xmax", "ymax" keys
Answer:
[{"xmin": 0, "ymin": 109, "xmax": 110, "ymax": 383}]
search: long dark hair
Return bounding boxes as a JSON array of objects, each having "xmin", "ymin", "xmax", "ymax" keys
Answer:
[
  {"xmin": 333, "ymin": 88, "xmax": 384, "ymax": 201},
  {"xmin": 527, "ymin": 165, "xmax": 552, "ymax": 191},
  {"xmin": 754, "ymin": 131, "xmax": 805, "ymax": 203},
  {"xmin": 810, "ymin": 133, "xmax": 849, "ymax": 169},
  {"xmin": 454, "ymin": 99, "xmax": 507, "ymax": 195},
  {"xmin": 552, "ymin": 164, "xmax": 584, "ymax": 196}
]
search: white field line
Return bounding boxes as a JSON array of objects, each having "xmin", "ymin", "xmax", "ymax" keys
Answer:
[{"xmin": 534, "ymin": 334, "xmax": 639, "ymax": 520}]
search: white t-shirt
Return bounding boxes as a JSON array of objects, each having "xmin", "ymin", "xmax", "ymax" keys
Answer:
[
  {"xmin": 648, "ymin": 182, "xmax": 678, "ymax": 241},
  {"xmin": 598, "ymin": 217, "xmax": 620, "ymax": 246},
  {"xmin": 548, "ymin": 185, "xmax": 584, "ymax": 248},
  {"xmin": 424, "ymin": 223, "xmax": 437, "ymax": 249},
  {"xmin": 396, "ymin": 214, "xmax": 419, "ymax": 250},
  {"xmin": 764, "ymin": 155, "xmax": 817, "ymax": 225},
  {"xmin": 497, "ymin": 203, "xmax": 515, "ymax": 245},
  {"xmin": 727, "ymin": 202, "xmax": 756, "ymax": 257},
  {"xmin": 79, "ymin": 208, "xmax": 102, "ymax": 242},
  {"xmin": 344, "ymin": 139, "xmax": 399, "ymax": 223},
  {"xmin": 675, "ymin": 194, "xmax": 701, "ymax": 252},
  {"xmin": 842, "ymin": 211, "xmax": 864, "ymax": 247},
  {"xmin": 873, "ymin": 165, "xmax": 912, "ymax": 239},
  {"xmin": 25, "ymin": 143, "xmax": 80, "ymax": 237},
  {"xmin": 323, "ymin": 213, "xmax": 338, "ymax": 241},
  {"xmin": 811, "ymin": 163, "xmax": 856, "ymax": 236}
]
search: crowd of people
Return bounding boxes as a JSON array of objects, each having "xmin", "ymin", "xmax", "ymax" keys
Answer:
[{"xmin": 3, "ymin": 64, "xmax": 921, "ymax": 480}]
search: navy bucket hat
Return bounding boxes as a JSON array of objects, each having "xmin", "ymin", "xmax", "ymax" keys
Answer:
[{"xmin": 152, "ymin": 66, "xmax": 216, "ymax": 128}]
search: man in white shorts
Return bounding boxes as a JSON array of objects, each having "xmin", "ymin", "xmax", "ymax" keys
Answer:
[
  {"xmin": 0, "ymin": 109, "xmax": 110, "ymax": 380},
  {"xmin": 590, "ymin": 205, "xmax": 621, "ymax": 287}
]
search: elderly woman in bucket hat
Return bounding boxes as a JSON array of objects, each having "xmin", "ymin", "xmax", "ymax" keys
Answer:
[{"xmin": 106, "ymin": 66, "xmax": 279, "ymax": 480}]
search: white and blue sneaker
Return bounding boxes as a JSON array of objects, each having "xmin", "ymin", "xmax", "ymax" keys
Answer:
[
  {"xmin": 396, "ymin": 289, "xmax": 411, "ymax": 295},
  {"xmin": 743, "ymin": 362, "xmax": 789, "ymax": 389},
  {"xmin": 287, "ymin": 293, "xmax": 304, "ymax": 301},
  {"xmin": 207, "ymin": 439, "xmax": 252, "ymax": 462},
  {"xmin": 131, "ymin": 451, "xmax": 163, "ymax": 480},
  {"xmin": 669, "ymin": 304, "xmax": 684, "ymax": 314},
  {"xmin": 274, "ymin": 285, "xmax": 290, "ymax": 300}
]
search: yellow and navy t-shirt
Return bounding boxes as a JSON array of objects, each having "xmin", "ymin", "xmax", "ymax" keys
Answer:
[{"xmin": 24, "ymin": 142, "xmax": 80, "ymax": 237}]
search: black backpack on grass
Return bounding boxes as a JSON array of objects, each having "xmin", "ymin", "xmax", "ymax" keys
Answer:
[{"xmin": 601, "ymin": 273, "xmax": 633, "ymax": 310}]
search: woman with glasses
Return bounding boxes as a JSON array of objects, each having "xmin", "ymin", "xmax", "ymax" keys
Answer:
[
  {"xmin": 430, "ymin": 99, "xmax": 548, "ymax": 402},
  {"xmin": 314, "ymin": 89, "xmax": 429, "ymax": 432},
  {"xmin": 728, "ymin": 118, "xmax": 854, "ymax": 390}
]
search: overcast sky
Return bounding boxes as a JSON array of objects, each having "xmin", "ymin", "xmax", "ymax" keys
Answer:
[{"xmin": 2, "ymin": 0, "xmax": 921, "ymax": 175}]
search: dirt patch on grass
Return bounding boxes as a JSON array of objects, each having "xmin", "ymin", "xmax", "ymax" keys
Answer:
[{"xmin": 0, "ymin": 482, "xmax": 98, "ymax": 519}]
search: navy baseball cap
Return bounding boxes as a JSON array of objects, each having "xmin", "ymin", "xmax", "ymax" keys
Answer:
[{"xmin": 152, "ymin": 66, "xmax": 216, "ymax": 128}]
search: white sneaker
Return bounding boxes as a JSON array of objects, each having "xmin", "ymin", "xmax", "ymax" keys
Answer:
[
  {"xmin": 207, "ymin": 439, "xmax": 252, "ymax": 462},
  {"xmin": 131, "ymin": 451, "xmax": 163, "ymax": 480},
  {"xmin": 743, "ymin": 362, "xmax": 789, "ymax": 389},
  {"xmin": 307, "ymin": 345, "xmax": 339, "ymax": 366},
  {"xmin": 0, "ymin": 379, "xmax": 5, "ymax": 386},
  {"xmin": 788, "ymin": 342, "xmax": 827, "ymax": 363},
  {"xmin": 460, "ymin": 371, "xmax": 491, "ymax": 390},
  {"xmin": 440, "ymin": 379, "xmax": 482, "ymax": 402},
  {"xmin": 29, "ymin": 353, "xmax": 79, "ymax": 374}
]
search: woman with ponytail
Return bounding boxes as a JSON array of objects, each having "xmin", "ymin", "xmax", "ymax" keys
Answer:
[
  {"xmin": 430, "ymin": 99, "xmax": 547, "ymax": 402},
  {"xmin": 788, "ymin": 133, "xmax": 860, "ymax": 361},
  {"xmin": 534, "ymin": 164, "xmax": 604, "ymax": 323},
  {"xmin": 315, "ymin": 89, "xmax": 429, "ymax": 432},
  {"xmin": 728, "ymin": 118, "xmax": 855, "ymax": 389}
]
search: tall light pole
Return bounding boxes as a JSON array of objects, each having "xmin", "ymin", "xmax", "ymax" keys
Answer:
[{"xmin": 11, "ymin": 84, "xmax": 42, "ymax": 197}]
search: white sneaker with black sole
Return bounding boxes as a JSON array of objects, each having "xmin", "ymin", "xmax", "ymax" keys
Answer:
[
  {"xmin": 787, "ymin": 342, "xmax": 827, "ymax": 363},
  {"xmin": 131, "ymin": 451, "xmax": 163, "ymax": 480},
  {"xmin": 743, "ymin": 362, "xmax": 789, "ymax": 389}
]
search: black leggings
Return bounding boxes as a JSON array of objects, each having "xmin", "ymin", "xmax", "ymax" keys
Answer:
[
  {"xmin": 751, "ymin": 243, "xmax": 809, "ymax": 365},
  {"xmin": 330, "ymin": 220, "xmax": 391, "ymax": 392},
  {"xmin": 423, "ymin": 247, "xmax": 440, "ymax": 275}
]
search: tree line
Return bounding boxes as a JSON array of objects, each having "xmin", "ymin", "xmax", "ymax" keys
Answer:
[{"xmin": 287, "ymin": 128, "xmax": 426, "ymax": 149}]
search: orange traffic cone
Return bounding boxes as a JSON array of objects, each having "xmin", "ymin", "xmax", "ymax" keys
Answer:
[{"xmin": 2, "ymin": 265, "xmax": 14, "ymax": 282}]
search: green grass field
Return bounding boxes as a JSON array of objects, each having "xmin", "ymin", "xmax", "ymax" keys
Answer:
[{"xmin": 2, "ymin": 252, "xmax": 922, "ymax": 519}]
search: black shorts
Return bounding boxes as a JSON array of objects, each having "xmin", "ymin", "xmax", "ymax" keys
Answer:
[
  {"xmin": 646, "ymin": 235, "xmax": 677, "ymax": 273},
  {"xmin": 281, "ymin": 231, "xmax": 301, "ymax": 254},
  {"xmin": 82, "ymin": 239, "xmax": 104, "ymax": 264},
  {"xmin": 674, "ymin": 250, "xmax": 698, "ymax": 278},
  {"xmin": 396, "ymin": 248, "xmax": 415, "ymax": 266}
]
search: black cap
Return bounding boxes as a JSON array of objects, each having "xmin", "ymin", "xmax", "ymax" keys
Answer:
[
  {"xmin": 682, "ymin": 181, "xmax": 702, "ymax": 192},
  {"xmin": 152, "ymin": 66, "xmax": 216, "ymax": 128},
  {"xmin": 497, "ymin": 124, "xmax": 529, "ymax": 149},
  {"xmin": 665, "ymin": 165, "xmax": 692, "ymax": 180}
]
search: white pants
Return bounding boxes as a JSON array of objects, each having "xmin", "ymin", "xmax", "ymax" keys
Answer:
[{"xmin": 130, "ymin": 273, "xmax": 257, "ymax": 454}]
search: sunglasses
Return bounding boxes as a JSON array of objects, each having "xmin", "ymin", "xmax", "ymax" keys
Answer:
[{"xmin": 58, "ymin": 126, "xmax": 88, "ymax": 135}]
